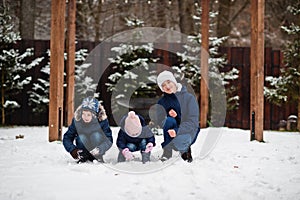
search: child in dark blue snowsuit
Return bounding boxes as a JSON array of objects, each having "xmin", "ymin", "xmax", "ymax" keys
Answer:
[
  {"xmin": 117, "ymin": 111, "xmax": 155, "ymax": 164},
  {"xmin": 157, "ymin": 91, "xmax": 181, "ymax": 147},
  {"xmin": 156, "ymin": 70, "xmax": 200, "ymax": 162},
  {"xmin": 63, "ymin": 97, "xmax": 113, "ymax": 163}
]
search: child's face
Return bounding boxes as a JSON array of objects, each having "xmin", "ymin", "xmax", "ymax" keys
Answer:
[
  {"xmin": 162, "ymin": 80, "xmax": 177, "ymax": 94},
  {"xmin": 82, "ymin": 110, "xmax": 93, "ymax": 123}
]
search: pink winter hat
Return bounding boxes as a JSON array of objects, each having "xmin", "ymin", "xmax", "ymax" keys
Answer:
[{"xmin": 124, "ymin": 111, "xmax": 142, "ymax": 137}]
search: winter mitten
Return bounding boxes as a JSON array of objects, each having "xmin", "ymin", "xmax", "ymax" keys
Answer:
[
  {"xmin": 98, "ymin": 105, "xmax": 107, "ymax": 121},
  {"xmin": 145, "ymin": 142, "xmax": 153, "ymax": 153},
  {"xmin": 70, "ymin": 149, "xmax": 82, "ymax": 159},
  {"xmin": 168, "ymin": 129, "xmax": 176, "ymax": 138},
  {"xmin": 122, "ymin": 148, "xmax": 134, "ymax": 161}
]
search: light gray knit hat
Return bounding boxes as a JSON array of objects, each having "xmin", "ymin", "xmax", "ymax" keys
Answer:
[{"xmin": 157, "ymin": 70, "xmax": 178, "ymax": 91}]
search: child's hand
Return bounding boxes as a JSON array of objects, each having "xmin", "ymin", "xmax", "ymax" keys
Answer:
[
  {"xmin": 168, "ymin": 129, "xmax": 176, "ymax": 138},
  {"xmin": 122, "ymin": 148, "xmax": 134, "ymax": 161},
  {"xmin": 98, "ymin": 105, "xmax": 107, "ymax": 121},
  {"xmin": 90, "ymin": 147, "xmax": 100, "ymax": 156},
  {"xmin": 70, "ymin": 149, "xmax": 82, "ymax": 159},
  {"xmin": 71, "ymin": 149, "xmax": 88, "ymax": 160},
  {"xmin": 145, "ymin": 142, "xmax": 153, "ymax": 153},
  {"xmin": 169, "ymin": 109, "xmax": 177, "ymax": 118}
]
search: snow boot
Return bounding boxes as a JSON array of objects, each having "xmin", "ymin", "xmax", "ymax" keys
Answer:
[
  {"xmin": 77, "ymin": 150, "xmax": 94, "ymax": 163},
  {"xmin": 160, "ymin": 147, "xmax": 172, "ymax": 162},
  {"xmin": 89, "ymin": 147, "xmax": 105, "ymax": 163},
  {"xmin": 117, "ymin": 151, "xmax": 126, "ymax": 162},
  {"xmin": 141, "ymin": 152, "xmax": 151, "ymax": 164},
  {"xmin": 181, "ymin": 147, "xmax": 193, "ymax": 163}
]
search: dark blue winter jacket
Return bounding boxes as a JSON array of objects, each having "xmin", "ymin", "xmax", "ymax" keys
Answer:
[
  {"xmin": 63, "ymin": 118, "xmax": 113, "ymax": 153},
  {"xmin": 117, "ymin": 114, "xmax": 156, "ymax": 150},
  {"xmin": 156, "ymin": 86, "xmax": 200, "ymax": 151},
  {"xmin": 157, "ymin": 92, "xmax": 181, "ymax": 125}
]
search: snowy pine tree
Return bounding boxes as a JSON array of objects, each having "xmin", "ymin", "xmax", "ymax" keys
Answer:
[
  {"xmin": 106, "ymin": 16, "xmax": 160, "ymax": 122},
  {"xmin": 0, "ymin": 5, "xmax": 43, "ymax": 124},
  {"xmin": 28, "ymin": 49, "xmax": 96, "ymax": 113},
  {"xmin": 107, "ymin": 13, "xmax": 239, "ymax": 124},
  {"xmin": 172, "ymin": 4, "xmax": 239, "ymax": 111},
  {"xmin": 74, "ymin": 49, "xmax": 98, "ymax": 100},
  {"xmin": 107, "ymin": 43, "xmax": 158, "ymax": 97},
  {"xmin": 264, "ymin": 1, "xmax": 300, "ymax": 130},
  {"xmin": 107, "ymin": 16, "xmax": 158, "ymax": 96}
]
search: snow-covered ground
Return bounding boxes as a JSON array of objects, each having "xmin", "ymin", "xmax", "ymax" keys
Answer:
[{"xmin": 1, "ymin": 126, "xmax": 300, "ymax": 200}]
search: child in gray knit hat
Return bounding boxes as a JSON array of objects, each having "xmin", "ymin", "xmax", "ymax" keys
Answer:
[{"xmin": 155, "ymin": 70, "xmax": 200, "ymax": 163}]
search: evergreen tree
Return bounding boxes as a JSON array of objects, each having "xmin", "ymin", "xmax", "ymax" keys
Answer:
[
  {"xmin": 107, "ymin": 10, "xmax": 239, "ymax": 125},
  {"xmin": 0, "ymin": 5, "xmax": 43, "ymax": 124},
  {"xmin": 28, "ymin": 49, "xmax": 96, "ymax": 113},
  {"xmin": 172, "ymin": 4, "xmax": 239, "ymax": 111},
  {"xmin": 264, "ymin": 0, "xmax": 300, "ymax": 130},
  {"xmin": 106, "ymin": 16, "xmax": 160, "ymax": 122}
]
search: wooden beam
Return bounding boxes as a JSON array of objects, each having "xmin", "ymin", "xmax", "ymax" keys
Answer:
[
  {"xmin": 49, "ymin": 0, "xmax": 66, "ymax": 142},
  {"xmin": 250, "ymin": 0, "xmax": 264, "ymax": 141},
  {"xmin": 66, "ymin": 0, "xmax": 76, "ymax": 126},
  {"xmin": 200, "ymin": 0, "xmax": 209, "ymax": 128}
]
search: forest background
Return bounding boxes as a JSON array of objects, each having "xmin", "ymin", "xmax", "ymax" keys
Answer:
[
  {"xmin": 4, "ymin": 0, "xmax": 295, "ymax": 47},
  {"xmin": 0, "ymin": 0, "xmax": 298, "ymax": 130}
]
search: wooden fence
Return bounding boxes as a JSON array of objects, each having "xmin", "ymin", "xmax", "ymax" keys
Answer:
[
  {"xmin": 2, "ymin": 40, "xmax": 297, "ymax": 130},
  {"xmin": 219, "ymin": 47, "xmax": 296, "ymax": 130}
]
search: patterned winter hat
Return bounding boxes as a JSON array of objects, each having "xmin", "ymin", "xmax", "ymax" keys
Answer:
[
  {"xmin": 157, "ymin": 70, "xmax": 178, "ymax": 92},
  {"xmin": 81, "ymin": 96, "xmax": 99, "ymax": 114},
  {"xmin": 124, "ymin": 111, "xmax": 142, "ymax": 137}
]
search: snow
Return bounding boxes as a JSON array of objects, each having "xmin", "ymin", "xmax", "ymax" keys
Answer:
[{"xmin": 1, "ymin": 126, "xmax": 300, "ymax": 200}]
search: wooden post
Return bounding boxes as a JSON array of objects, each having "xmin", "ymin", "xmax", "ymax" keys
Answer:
[
  {"xmin": 66, "ymin": 0, "xmax": 76, "ymax": 126},
  {"xmin": 49, "ymin": 0, "xmax": 66, "ymax": 142},
  {"xmin": 250, "ymin": 0, "xmax": 264, "ymax": 141},
  {"xmin": 200, "ymin": 0, "xmax": 209, "ymax": 128}
]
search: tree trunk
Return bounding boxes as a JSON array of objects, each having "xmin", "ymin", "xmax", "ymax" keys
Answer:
[
  {"xmin": 216, "ymin": 0, "xmax": 231, "ymax": 38},
  {"xmin": 94, "ymin": 2, "xmax": 102, "ymax": 42},
  {"xmin": 155, "ymin": 0, "xmax": 167, "ymax": 28},
  {"xmin": 178, "ymin": 0, "xmax": 195, "ymax": 35},
  {"xmin": 20, "ymin": 0, "xmax": 35, "ymax": 39}
]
